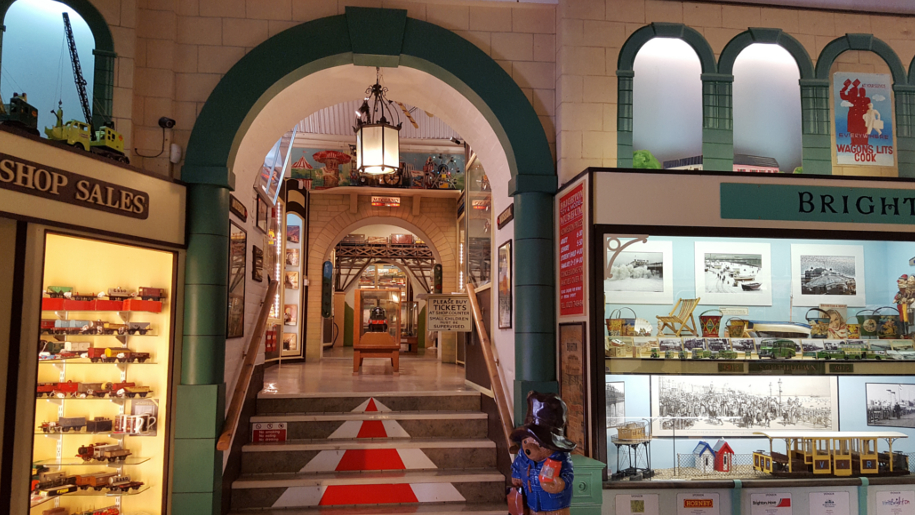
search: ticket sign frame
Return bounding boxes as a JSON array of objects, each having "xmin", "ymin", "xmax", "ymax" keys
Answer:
[{"xmin": 426, "ymin": 294, "xmax": 472, "ymax": 332}]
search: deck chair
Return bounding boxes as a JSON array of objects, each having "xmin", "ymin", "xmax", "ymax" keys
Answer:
[{"xmin": 656, "ymin": 298, "xmax": 701, "ymax": 336}]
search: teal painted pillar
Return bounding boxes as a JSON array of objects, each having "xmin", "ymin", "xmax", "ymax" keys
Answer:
[
  {"xmin": 894, "ymin": 85, "xmax": 915, "ymax": 177},
  {"xmin": 512, "ymin": 189, "xmax": 558, "ymax": 423},
  {"xmin": 701, "ymin": 73, "xmax": 734, "ymax": 171},
  {"xmin": 173, "ymin": 183, "xmax": 229, "ymax": 515},
  {"xmin": 569, "ymin": 455, "xmax": 605, "ymax": 514},
  {"xmin": 858, "ymin": 477, "xmax": 869, "ymax": 514},
  {"xmin": 616, "ymin": 70, "xmax": 634, "ymax": 167},
  {"xmin": 800, "ymin": 79, "xmax": 832, "ymax": 175},
  {"xmin": 91, "ymin": 49, "xmax": 116, "ymax": 127}
]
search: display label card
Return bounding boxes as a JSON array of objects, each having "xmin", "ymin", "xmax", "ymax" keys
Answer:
[
  {"xmin": 751, "ymin": 493, "xmax": 792, "ymax": 515},
  {"xmin": 809, "ymin": 491, "xmax": 850, "ymax": 515},
  {"xmin": 252, "ymin": 422, "xmax": 287, "ymax": 443},
  {"xmin": 677, "ymin": 493, "xmax": 719, "ymax": 515},
  {"xmin": 876, "ymin": 490, "xmax": 915, "ymax": 515},
  {"xmin": 426, "ymin": 294, "xmax": 472, "ymax": 332},
  {"xmin": 616, "ymin": 493, "xmax": 659, "ymax": 515}
]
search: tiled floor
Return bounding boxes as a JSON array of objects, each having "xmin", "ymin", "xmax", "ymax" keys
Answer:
[{"xmin": 261, "ymin": 347, "xmax": 470, "ymax": 396}]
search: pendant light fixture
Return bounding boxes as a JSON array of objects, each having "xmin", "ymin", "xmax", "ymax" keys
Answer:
[{"xmin": 354, "ymin": 67, "xmax": 402, "ymax": 175}]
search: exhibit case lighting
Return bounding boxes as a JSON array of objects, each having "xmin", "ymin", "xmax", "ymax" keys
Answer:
[{"xmin": 354, "ymin": 67, "xmax": 402, "ymax": 175}]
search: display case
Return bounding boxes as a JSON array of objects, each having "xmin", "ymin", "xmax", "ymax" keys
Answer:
[
  {"xmin": 353, "ymin": 289, "xmax": 401, "ymax": 346},
  {"xmin": 30, "ymin": 233, "xmax": 176, "ymax": 514}
]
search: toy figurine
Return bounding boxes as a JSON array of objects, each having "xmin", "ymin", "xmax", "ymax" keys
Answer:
[
  {"xmin": 905, "ymin": 275, "xmax": 915, "ymax": 305},
  {"xmin": 894, "ymin": 274, "xmax": 907, "ymax": 304},
  {"xmin": 510, "ymin": 392, "xmax": 576, "ymax": 515}
]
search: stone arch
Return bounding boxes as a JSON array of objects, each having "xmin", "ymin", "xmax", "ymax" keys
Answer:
[
  {"xmin": 718, "ymin": 28, "xmax": 814, "ymax": 79},
  {"xmin": 0, "ymin": 0, "xmax": 116, "ymax": 127},
  {"xmin": 617, "ymin": 22, "xmax": 717, "ymax": 75},
  {"xmin": 815, "ymin": 33, "xmax": 906, "ymax": 84}
]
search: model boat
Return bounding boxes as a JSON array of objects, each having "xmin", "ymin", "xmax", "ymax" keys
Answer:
[
  {"xmin": 745, "ymin": 320, "xmax": 811, "ymax": 339},
  {"xmin": 741, "ymin": 282, "xmax": 761, "ymax": 290}
]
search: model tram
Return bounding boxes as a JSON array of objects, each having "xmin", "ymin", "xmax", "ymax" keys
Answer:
[{"xmin": 752, "ymin": 430, "xmax": 909, "ymax": 477}]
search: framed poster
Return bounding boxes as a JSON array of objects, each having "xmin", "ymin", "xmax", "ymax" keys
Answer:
[
  {"xmin": 252, "ymin": 246, "xmax": 264, "ymax": 282},
  {"xmin": 866, "ymin": 383, "xmax": 915, "ymax": 428},
  {"xmin": 606, "ymin": 381, "xmax": 625, "ymax": 428},
  {"xmin": 694, "ymin": 241, "xmax": 772, "ymax": 306},
  {"xmin": 651, "ymin": 375, "xmax": 838, "ymax": 437},
  {"xmin": 498, "ymin": 240, "xmax": 512, "ymax": 328},
  {"xmin": 559, "ymin": 183, "xmax": 585, "ymax": 316},
  {"xmin": 283, "ymin": 304, "xmax": 297, "ymax": 326},
  {"xmin": 284, "ymin": 271, "xmax": 299, "ymax": 290},
  {"xmin": 604, "ymin": 237, "xmax": 673, "ymax": 305},
  {"xmin": 282, "ymin": 332, "xmax": 297, "ymax": 351},
  {"xmin": 834, "ymin": 72, "xmax": 894, "ymax": 167},
  {"xmin": 287, "ymin": 224, "xmax": 301, "ymax": 244},
  {"xmin": 791, "ymin": 244, "xmax": 865, "ymax": 306},
  {"xmin": 256, "ymin": 196, "xmax": 268, "ymax": 232},
  {"xmin": 558, "ymin": 322, "xmax": 587, "ymax": 455},
  {"xmin": 285, "ymin": 249, "xmax": 300, "ymax": 267},
  {"xmin": 227, "ymin": 221, "xmax": 246, "ymax": 338},
  {"xmin": 229, "ymin": 194, "xmax": 248, "ymax": 221}
]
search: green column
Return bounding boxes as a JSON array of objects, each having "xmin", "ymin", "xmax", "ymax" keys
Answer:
[
  {"xmin": 616, "ymin": 70, "xmax": 634, "ymax": 168},
  {"xmin": 800, "ymin": 79, "xmax": 832, "ymax": 175},
  {"xmin": 512, "ymin": 190, "xmax": 558, "ymax": 423},
  {"xmin": 701, "ymin": 74, "xmax": 734, "ymax": 171},
  {"xmin": 173, "ymin": 183, "xmax": 229, "ymax": 515},
  {"xmin": 894, "ymin": 85, "xmax": 915, "ymax": 178},
  {"xmin": 91, "ymin": 49, "xmax": 116, "ymax": 127}
]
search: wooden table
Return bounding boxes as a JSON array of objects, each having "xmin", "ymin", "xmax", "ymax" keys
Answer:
[{"xmin": 354, "ymin": 332, "xmax": 400, "ymax": 375}]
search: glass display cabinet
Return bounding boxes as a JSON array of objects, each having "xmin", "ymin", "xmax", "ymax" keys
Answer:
[{"xmin": 354, "ymin": 288, "xmax": 401, "ymax": 345}]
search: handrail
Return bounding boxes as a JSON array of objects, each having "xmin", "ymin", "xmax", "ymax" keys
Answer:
[
  {"xmin": 217, "ymin": 277, "xmax": 280, "ymax": 451},
  {"xmin": 465, "ymin": 283, "xmax": 514, "ymax": 454}
]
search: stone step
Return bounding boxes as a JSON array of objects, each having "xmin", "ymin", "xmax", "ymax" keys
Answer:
[
  {"xmin": 241, "ymin": 437, "xmax": 497, "ymax": 474},
  {"xmin": 227, "ymin": 501, "xmax": 509, "ymax": 514},
  {"xmin": 256, "ymin": 391, "xmax": 481, "ymax": 414},
  {"xmin": 249, "ymin": 411, "xmax": 488, "ymax": 440},
  {"xmin": 230, "ymin": 469, "xmax": 506, "ymax": 509}
]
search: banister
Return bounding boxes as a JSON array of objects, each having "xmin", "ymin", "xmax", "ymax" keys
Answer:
[
  {"xmin": 217, "ymin": 277, "xmax": 280, "ymax": 451},
  {"xmin": 465, "ymin": 283, "xmax": 515, "ymax": 454}
]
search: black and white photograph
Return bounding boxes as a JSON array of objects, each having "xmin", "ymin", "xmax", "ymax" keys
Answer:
[
  {"xmin": 606, "ymin": 382, "xmax": 626, "ymax": 428},
  {"xmin": 683, "ymin": 338, "xmax": 706, "ymax": 351},
  {"xmin": 694, "ymin": 242, "xmax": 772, "ymax": 306},
  {"xmin": 730, "ymin": 338, "xmax": 755, "ymax": 353},
  {"xmin": 659, "ymin": 338, "xmax": 683, "ymax": 351},
  {"xmin": 706, "ymin": 338, "xmax": 730, "ymax": 352},
  {"xmin": 651, "ymin": 375, "xmax": 839, "ymax": 437},
  {"xmin": 801, "ymin": 339, "xmax": 827, "ymax": 354},
  {"xmin": 866, "ymin": 383, "xmax": 915, "ymax": 428},
  {"xmin": 791, "ymin": 244, "xmax": 866, "ymax": 306},
  {"xmin": 604, "ymin": 237, "xmax": 673, "ymax": 305}
]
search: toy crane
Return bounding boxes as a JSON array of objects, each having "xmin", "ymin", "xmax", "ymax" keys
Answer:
[{"xmin": 63, "ymin": 12, "xmax": 92, "ymax": 127}]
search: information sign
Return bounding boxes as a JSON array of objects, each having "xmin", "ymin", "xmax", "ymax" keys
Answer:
[
  {"xmin": 559, "ymin": 183, "xmax": 585, "ymax": 316},
  {"xmin": 252, "ymin": 422, "xmax": 287, "ymax": 443},
  {"xmin": 616, "ymin": 493, "xmax": 659, "ymax": 515},
  {"xmin": 875, "ymin": 490, "xmax": 914, "ymax": 515},
  {"xmin": 677, "ymin": 493, "xmax": 719, "ymax": 515},
  {"xmin": 809, "ymin": 491, "xmax": 849, "ymax": 515},
  {"xmin": 426, "ymin": 294, "xmax": 472, "ymax": 332},
  {"xmin": 750, "ymin": 493, "xmax": 792, "ymax": 515}
]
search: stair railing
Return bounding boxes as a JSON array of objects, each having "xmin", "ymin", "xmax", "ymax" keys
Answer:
[
  {"xmin": 217, "ymin": 277, "xmax": 279, "ymax": 451},
  {"xmin": 465, "ymin": 283, "xmax": 514, "ymax": 453}
]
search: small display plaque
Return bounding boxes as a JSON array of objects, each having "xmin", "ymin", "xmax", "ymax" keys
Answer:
[{"xmin": 252, "ymin": 422, "xmax": 287, "ymax": 443}]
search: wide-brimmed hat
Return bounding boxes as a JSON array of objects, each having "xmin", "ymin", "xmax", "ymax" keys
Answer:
[{"xmin": 510, "ymin": 391, "xmax": 577, "ymax": 452}]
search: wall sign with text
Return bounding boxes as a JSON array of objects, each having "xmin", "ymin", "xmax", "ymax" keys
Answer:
[
  {"xmin": 559, "ymin": 183, "xmax": 585, "ymax": 316},
  {"xmin": 426, "ymin": 294, "xmax": 472, "ymax": 332}
]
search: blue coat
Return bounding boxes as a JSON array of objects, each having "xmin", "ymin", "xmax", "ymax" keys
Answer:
[{"xmin": 511, "ymin": 451, "xmax": 574, "ymax": 512}]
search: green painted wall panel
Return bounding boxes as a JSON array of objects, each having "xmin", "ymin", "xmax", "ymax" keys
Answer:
[
  {"xmin": 346, "ymin": 7, "xmax": 406, "ymax": 59},
  {"xmin": 181, "ymin": 335, "xmax": 227, "ymax": 385},
  {"xmin": 514, "ymin": 239, "xmax": 553, "ymax": 286},
  {"xmin": 172, "ymin": 492, "xmax": 220, "ymax": 515},
  {"xmin": 513, "ymin": 192, "xmax": 553, "ymax": 240},
  {"xmin": 187, "ymin": 185, "xmax": 230, "ymax": 237},
  {"xmin": 186, "ymin": 234, "xmax": 229, "ymax": 287},
  {"xmin": 183, "ymin": 284, "xmax": 227, "ymax": 337},
  {"xmin": 172, "ymin": 438, "xmax": 222, "ymax": 493},
  {"xmin": 175, "ymin": 384, "xmax": 225, "ymax": 439},
  {"xmin": 515, "ymin": 285, "xmax": 555, "ymax": 333},
  {"xmin": 514, "ymin": 330, "xmax": 556, "ymax": 380}
]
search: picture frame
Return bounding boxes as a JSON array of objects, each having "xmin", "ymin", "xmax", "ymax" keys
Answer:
[
  {"xmin": 282, "ymin": 332, "xmax": 297, "ymax": 351},
  {"xmin": 227, "ymin": 221, "xmax": 246, "ymax": 338},
  {"xmin": 256, "ymin": 196, "xmax": 268, "ymax": 233},
  {"xmin": 229, "ymin": 194, "xmax": 248, "ymax": 222},
  {"xmin": 283, "ymin": 304, "xmax": 297, "ymax": 326},
  {"xmin": 694, "ymin": 241, "xmax": 772, "ymax": 306},
  {"xmin": 650, "ymin": 375, "xmax": 839, "ymax": 437},
  {"xmin": 558, "ymin": 322, "xmax": 588, "ymax": 455},
  {"xmin": 285, "ymin": 249, "xmax": 299, "ymax": 267},
  {"xmin": 606, "ymin": 381, "xmax": 625, "ymax": 428},
  {"xmin": 284, "ymin": 271, "xmax": 299, "ymax": 290},
  {"xmin": 287, "ymin": 224, "xmax": 301, "ymax": 244},
  {"xmin": 604, "ymin": 237, "xmax": 673, "ymax": 305},
  {"xmin": 252, "ymin": 246, "xmax": 264, "ymax": 282},
  {"xmin": 791, "ymin": 244, "xmax": 866, "ymax": 306},
  {"xmin": 498, "ymin": 240, "xmax": 512, "ymax": 329},
  {"xmin": 865, "ymin": 383, "xmax": 915, "ymax": 428}
]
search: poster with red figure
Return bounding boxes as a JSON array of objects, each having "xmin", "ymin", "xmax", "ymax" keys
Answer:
[
  {"xmin": 834, "ymin": 72, "xmax": 894, "ymax": 166},
  {"xmin": 559, "ymin": 183, "xmax": 585, "ymax": 316}
]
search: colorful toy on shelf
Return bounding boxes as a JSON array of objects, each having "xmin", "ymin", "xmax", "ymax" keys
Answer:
[
  {"xmin": 79, "ymin": 506, "xmax": 119, "ymax": 515},
  {"xmin": 76, "ymin": 442, "xmax": 131, "ymax": 463},
  {"xmin": 138, "ymin": 287, "xmax": 167, "ymax": 301},
  {"xmin": 87, "ymin": 417, "xmax": 113, "ymax": 433},
  {"xmin": 107, "ymin": 475, "xmax": 143, "ymax": 492},
  {"xmin": 74, "ymin": 472, "xmax": 117, "ymax": 491},
  {"xmin": 40, "ymin": 417, "xmax": 86, "ymax": 433},
  {"xmin": 1, "ymin": 93, "xmax": 40, "ymax": 135},
  {"xmin": 103, "ymin": 347, "xmax": 151, "ymax": 363},
  {"xmin": 753, "ymin": 430, "xmax": 908, "ymax": 477},
  {"xmin": 105, "ymin": 287, "xmax": 133, "ymax": 299},
  {"xmin": 758, "ymin": 339, "xmax": 797, "ymax": 359}
]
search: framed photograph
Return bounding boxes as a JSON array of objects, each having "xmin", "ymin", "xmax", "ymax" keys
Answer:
[
  {"xmin": 730, "ymin": 338, "xmax": 755, "ymax": 353},
  {"xmin": 229, "ymin": 194, "xmax": 248, "ymax": 222},
  {"xmin": 283, "ymin": 304, "xmax": 297, "ymax": 326},
  {"xmin": 694, "ymin": 241, "xmax": 772, "ymax": 306},
  {"xmin": 606, "ymin": 381, "xmax": 625, "ymax": 428},
  {"xmin": 559, "ymin": 322, "xmax": 587, "ymax": 455},
  {"xmin": 498, "ymin": 240, "xmax": 512, "ymax": 329},
  {"xmin": 252, "ymin": 246, "xmax": 264, "ymax": 282},
  {"xmin": 791, "ymin": 244, "xmax": 866, "ymax": 306},
  {"xmin": 651, "ymin": 375, "xmax": 838, "ymax": 437},
  {"xmin": 284, "ymin": 271, "xmax": 299, "ymax": 290},
  {"xmin": 866, "ymin": 383, "xmax": 915, "ymax": 428},
  {"xmin": 604, "ymin": 237, "xmax": 673, "ymax": 305},
  {"xmin": 285, "ymin": 249, "xmax": 300, "ymax": 267},
  {"xmin": 256, "ymin": 196, "xmax": 268, "ymax": 233},
  {"xmin": 287, "ymin": 224, "xmax": 301, "ymax": 244},
  {"xmin": 282, "ymin": 332, "xmax": 297, "ymax": 351},
  {"xmin": 227, "ymin": 221, "xmax": 246, "ymax": 338}
]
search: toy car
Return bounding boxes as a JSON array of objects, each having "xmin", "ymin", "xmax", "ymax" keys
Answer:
[{"xmin": 758, "ymin": 339, "xmax": 797, "ymax": 359}]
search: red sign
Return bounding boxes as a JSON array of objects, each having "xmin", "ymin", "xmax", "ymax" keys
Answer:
[
  {"xmin": 251, "ymin": 422, "xmax": 287, "ymax": 443},
  {"xmin": 559, "ymin": 183, "xmax": 585, "ymax": 316}
]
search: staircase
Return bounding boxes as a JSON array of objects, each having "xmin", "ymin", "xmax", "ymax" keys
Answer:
[{"xmin": 228, "ymin": 391, "xmax": 507, "ymax": 514}]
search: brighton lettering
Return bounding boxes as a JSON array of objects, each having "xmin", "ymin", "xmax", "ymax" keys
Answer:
[{"xmin": 799, "ymin": 191, "xmax": 915, "ymax": 217}]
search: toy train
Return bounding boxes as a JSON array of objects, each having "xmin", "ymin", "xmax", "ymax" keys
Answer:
[
  {"xmin": 76, "ymin": 442, "xmax": 131, "ymax": 463},
  {"xmin": 45, "ymin": 286, "xmax": 166, "ymax": 302},
  {"xmin": 1, "ymin": 93, "xmax": 39, "ymax": 135},
  {"xmin": 40, "ymin": 416, "xmax": 113, "ymax": 433},
  {"xmin": 752, "ymin": 430, "xmax": 909, "ymax": 478},
  {"xmin": 41, "ymin": 319, "xmax": 152, "ymax": 336},
  {"xmin": 43, "ymin": 506, "xmax": 119, "ymax": 515},
  {"xmin": 36, "ymin": 380, "xmax": 151, "ymax": 399},
  {"xmin": 39, "ymin": 340, "xmax": 151, "ymax": 362},
  {"xmin": 32, "ymin": 468, "xmax": 142, "ymax": 495}
]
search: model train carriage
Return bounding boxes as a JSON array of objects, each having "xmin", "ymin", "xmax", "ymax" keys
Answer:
[
  {"xmin": 106, "ymin": 287, "xmax": 133, "ymax": 299},
  {"xmin": 107, "ymin": 475, "xmax": 143, "ymax": 492},
  {"xmin": 86, "ymin": 416, "xmax": 114, "ymax": 433},
  {"xmin": 1, "ymin": 94, "xmax": 40, "ymax": 135},
  {"xmin": 101, "ymin": 381, "xmax": 135, "ymax": 397},
  {"xmin": 45, "ymin": 286, "xmax": 73, "ymax": 298},
  {"xmin": 77, "ymin": 442, "xmax": 131, "ymax": 462},
  {"xmin": 128, "ymin": 321, "xmax": 151, "ymax": 335},
  {"xmin": 76, "ymin": 382, "xmax": 106, "ymax": 398},
  {"xmin": 104, "ymin": 347, "xmax": 151, "ymax": 363},
  {"xmin": 53, "ymin": 380, "xmax": 80, "ymax": 398},
  {"xmin": 39, "ymin": 340, "xmax": 66, "ymax": 356},
  {"xmin": 122, "ymin": 385, "xmax": 152, "ymax": 398},
  {"xmin": 86, "ymin": 346, "xmax": 115, "ymax": 362},
  {"xmin": 752, "ymin": 430, "xmax": 909, "ymax": 478},
  {"xmin": 75, "ymin": 472, "xmax": 117, "ymax": 491},
  {"xmin": 36, "ymin": 382, "xmax": 56, "ymax": 397},
  {"xmin": 41, "ymin": 416, "xmax": 87, "ymax": 433},
  {"xmin": 138, "ymin": 287, "xmax": 167, "ymax": 301}
]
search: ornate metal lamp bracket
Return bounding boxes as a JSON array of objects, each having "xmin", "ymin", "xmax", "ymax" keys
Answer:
[{"xmin": 605, "ymin": 235, "xmax": 649, "ymax": 279}]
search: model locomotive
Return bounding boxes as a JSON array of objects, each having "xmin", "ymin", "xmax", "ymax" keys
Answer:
[
  {"xmin": 44, "ymin": 286, "xmax": 166, "ymax": 302},
  {"xmin": 753, "ymin": 430, "xmax": 909, "ymax": 478},
  {"xmin": 35, "ymin": 380, "xmax": 151, "ymax": 399},
  {"xmin": 32, "ymin": 468, "xmax": 142, "ymax": 495},
  {"xmin": 40, "ymin": 320, "xmax": 152, "ymax": 336},
  {"xmin": 0, "ymin": 93, "xmax": 39, "ymax": 135},
  {"xmin": 40, "ymin": 416, "xmax": 113, "ymax": 433},
  {"xmin": 76, "ymin": 442, "xmax": 131, "ymax": 463}
]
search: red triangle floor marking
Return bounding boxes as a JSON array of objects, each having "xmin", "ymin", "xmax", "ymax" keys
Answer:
[
  {"xmin": 365, "ymin": 398, "xmax": 378, "ymax": 412},
  {"xmin": 357, "ymin": 420, "xmax": 387, "ymax": 438},
  {"xmin": 335, "ymin": 449, "xmax": 406, "ymax": 471},
  {"xmin": 319, "ymin": 484, "xmax": 418, "ymax": 505}
]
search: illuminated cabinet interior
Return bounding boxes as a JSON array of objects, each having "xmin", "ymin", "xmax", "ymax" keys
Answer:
[{"xmin": 30, "ymin": 233, "xmax": 175, "ymax": 515}]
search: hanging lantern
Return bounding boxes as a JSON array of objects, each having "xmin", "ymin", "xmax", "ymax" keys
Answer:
[{"xmin": 354, "ymin": 68, "xmax": 402, "ymax": 175}]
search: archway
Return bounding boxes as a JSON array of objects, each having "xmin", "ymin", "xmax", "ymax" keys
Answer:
[{"xmin": 176, "ymin": 9, "xmax": 556, "ymax": 510}]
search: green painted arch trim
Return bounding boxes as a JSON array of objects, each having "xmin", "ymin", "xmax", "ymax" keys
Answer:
[
  {"xmin": 183, "ymin": 8, "xmax": 554, "ymax": 193},
  {"xmin": 0, "ymin": 0, "xmax": 113, "ymax": 51},
  {"xmin": 617, "ymin": 22, "xmax": 717, "ymax": 74},
  {"xmin": 907, "ymin": 55, "xmax": 915, "ymax": 85},
  {"xmin": 815, "ymin": 33, "xmax": 906, "ymax": 84},
  {"xmin": 718, "ymin": 28, "xmax": 814, "ymax": 80}
]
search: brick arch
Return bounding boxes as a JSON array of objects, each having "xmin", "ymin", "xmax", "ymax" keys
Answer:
[{"xmin": 304, "ymin": 194, "xmax": 457, "ymax": 359}]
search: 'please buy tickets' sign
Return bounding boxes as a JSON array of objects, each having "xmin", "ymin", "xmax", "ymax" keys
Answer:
[{"xmin": 426, "ymin": 294, "xmax": 472, "ymax": 332}]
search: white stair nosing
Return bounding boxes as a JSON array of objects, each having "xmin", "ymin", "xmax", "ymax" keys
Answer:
[
  {"xmin": 226, "ymin": 502, "xmax": 509, "ymax": 515},
  {"xmin": 259, "ymin": 390, "xmax": 480, "ymax": 399},
  {"xmin": 243, "ymin": 438, "xmax": 496, "ymax": 452},
  {"xmin": 233, "ymin": 470, "xmax": 505, "ymax": 489},
  {"xmin": 250, "ymin": 411, "xmax": 487, "ymax": 423}
]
